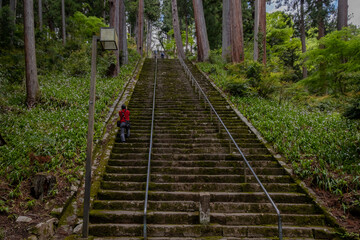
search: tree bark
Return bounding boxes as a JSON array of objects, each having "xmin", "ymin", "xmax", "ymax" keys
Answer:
[
  {"xmin": 61, "ymin": 0, "xmax": 66, "ymax": 45},
  {"xmin": 24, "ymin": 0, "xmax": 39, "ymax": 108},
  {"xmin": 337, "ymin": 0, "xmax": 348, "ymax": 30},
  {"xmin": 259, "ymin": 0, "xmax": 266, "ymax": 65},
  {"xmin": 300, "ymin": 0, "xmax": 307, "ymax": 78},
  {"xmin": 103, "ymin": 0, "xmax": 107, "ymax": 23},
  {"xmin": 192, "ymin": 0, "xmax": 210, "ymax": 62},
  {"xmin": 10, "ymin": 0, "xmax": 16, "ymax": 25},
  {"xmin": 119, "ymin": 0, "xmax": 128, "ymax": 65},
  {"xmin": 253, "ymin": 0, "xmax": 259, "ymax": 61},
  {"xmin": 0, "ymin": 0, "xmax": 3, "ymax": 9},
  {"xmin": 38, "ymin": 0, "xmax": 43, "ymax": 31},
  {"xmin": 185, "ymin": 16, "xmax": 189, "ymax": 54},
  {"xmin": 222, "ymin": 0, "xmax": 231, "ymax": 62},
  {"xmin": 137, "ymin": 0, "xmax": 144, "ymax": 56},
  {"xmin": 172, "ymin": 0, "xmax": 185, "ymax": 59},
  {"xmin": 230, "ymin": 0, "xmax": 244, "ymax": 63},
  {"xmin": 109, "ymin": 0, "xmax": 120, "ymax": 75}
]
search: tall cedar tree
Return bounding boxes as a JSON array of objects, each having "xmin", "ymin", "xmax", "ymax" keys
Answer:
[
  {"xmin": 38, "ymin": 0, "xmax": 43, "ymax": 31},
  {"xmin": 230, "ymin": 0, "xmax": 245, "ymax": 63},
  {"xmin": 119, "ymin": 0, "xmax": 128, "ymax": 64},
  {"xmin": 222, "ymin": 0, "xmax": 231, "ymax": 61},
  {"xmin": 24, "ymin": 0, "xmax": 39, "ymax": 108},
  {"xmin": 109, "ymin": 0, "xmax": 120, "ymax": 75},
  {"xmin": 171, "ymin": 0, "xmax": 185, "ymax": 58},
  {"xmin": 61, "ymin": 0, "xmax": 66, "ymax": 44},
  {"xmin": 138, "ymin": 0, "xmax": 144, "ymax": 56},
  {"xmin": 192, "ymin": 0, "xmax": 210, "ymax": 61},
  {"xmin": 337, "ymin": 0, "xmax": 348, "ymax": 30},
  {"xmin": 254, "ymin": 0, "xmax": 266, "ymax": 64}
]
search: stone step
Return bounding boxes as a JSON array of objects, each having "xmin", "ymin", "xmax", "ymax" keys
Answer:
[
  {"xmin": 101, "ymin": 181, "xmax": 300, "ymax": 193},
  {"xmin": 90, "ymin": 210, "xmax": 326, "ymax": 227},
  {"xmin": 113, "ymin": 142, "xmax": 265, "ymax": 149},
  {"xmin": 105, "ymin": 166, "xmax": 287, "ymax": 176},
  {"xmin": 89, "ymin": 224, "xmax": 336, "ymax": 238},
  {"xmin": 110, "ymin": 153, "xmax": 274, "ymax": 161},
  {"xmin": 102, "ymin": 173, "xmax": 290, "ymax": 183},
  {"xmin": 93, "ymin": 200, "xmax": 320, "ymax": 215},
  {"xmin": 107, "ymin": 160, "xmax": 280, "ymax": 168},
  {"xmin": 97, "ymin": 190, "xmax": 312, "ymax": 204}
]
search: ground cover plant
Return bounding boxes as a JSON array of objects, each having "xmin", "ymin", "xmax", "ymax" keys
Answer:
[
  {"xmin": 195, "ymin": 36, "xmax": 360, "ymax": 234},
  {"xmin": 0, "ymin": 48, "xmax": 140, "ymax": 217}
]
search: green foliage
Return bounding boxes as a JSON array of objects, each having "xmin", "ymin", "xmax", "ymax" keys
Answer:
[
  {"xmin": 0, "ymin": 52, "xmax": 140, "ymax": 186},
  {"xmin": 63, "ymin": 44, "xmax": 91, "ymax": 77},
  {"xmin": 0, "ymin": 6, "xmax": 15, "ymax": 47},
  {"xmin": 67, "ymin": 12, "xmax": 107, "ymax": 41},
  {"xmin": 234, "ymin": 96, "xmax": 360, "ymax": 194},
  {"xmin": 302, "ymin": 28, "xmax": 360, "ymax": 95}
]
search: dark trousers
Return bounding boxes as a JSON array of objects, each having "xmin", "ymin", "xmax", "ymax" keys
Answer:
[{"xmin": 120, "ymin": 122, "xmax": 130, "ymax": 142}]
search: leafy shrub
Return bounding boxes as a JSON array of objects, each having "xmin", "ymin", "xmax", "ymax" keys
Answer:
[
  {"xmin": 63, "ymin": 44, "xmax": 91, "ymax": 77},
  {"xmin": 344, "ymin": 98, "xmax": 360, "ymax": 119},
  {"xmin": 225, "ymin": 76, "xmax": 253, "ymax": 97}
]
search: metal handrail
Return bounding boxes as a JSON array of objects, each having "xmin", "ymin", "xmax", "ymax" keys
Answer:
[
  {"xmin": 143, "ymin": 58, "xmax": 157, "ymax": 239},
  {"xmin": 178, "ymin": 57, "xmax": 283, "ymax": 240}
]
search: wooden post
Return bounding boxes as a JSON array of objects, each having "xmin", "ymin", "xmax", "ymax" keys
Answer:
[{"xmin": 82, "ymin": 36, "xmax": 99, "ymax": 238}]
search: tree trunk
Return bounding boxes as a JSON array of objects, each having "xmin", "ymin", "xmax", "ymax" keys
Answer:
[
  {"xmin": 337, "ymin": 0, "xmax": 348, "ymax": 30},
  {"xmin": 24, "ymin": 0, "xmax": 39, "ymax": 108},
  {"xmin": 253, "ymin": 0, "xmax": 259, "ymax": 61},
  {"xmin": 172, "ymin": 0, "xmax": 185, "ymax": 59},
  {"xmin": 146, "ymin": 19, "xmax": 152, "ymax": 56},
  {"xmin": 300, "ymin": 0, "xmax": 307, "ymax": 78},
  {"xmin": 38, "ymin": 0, "xmax": 43, "ymax": 31},
  {"xmin": 259, "ymin": 0, "xmax": 266, "ymax": 65},
  {"xmin": 0, "ymin": 0, "xmax": 3, "ymax": 9},
  {"xmin": 10, "ymin": 0, "xmax": 16, "ymax": 25},
  {"xmin": 222, "ymin": 0, "xmax": 231, "ymax": 62},
  {"xmin": 192, "ymin": 0, "xmax": 210, "ymax": 62},
  {"xmin": 103, "ymin": 0, "xmax": 106, "ymax": 23},
  {"xmin": 109, "ymin": 0, "xmax": 120, "ymax": 75},
  {"xmin": 137, "ymin": 0, "xmax": 144, "ymax": 56},
  {"xmin": 185, "ymin": 17, "xmax": 189, "ymax": 54},
  {"xmin": 61, "ymin": 0, "xmax": 66, "ymax": 45},
  {"xmin": 119, "ymin": 0, "xmax": 128, "ymax": 65},
  {"xmin": 230, "ymin": 0, "xmax": 244, "ymax": 63}
]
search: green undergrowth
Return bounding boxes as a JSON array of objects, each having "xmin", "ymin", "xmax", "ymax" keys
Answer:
[
  {"xmin": 196, "ymin": 56, "xmax": 360, "ymax": 213},
  {"xmin": 0, "ymin": 51, "xmax": 140, "ymax": 199}
]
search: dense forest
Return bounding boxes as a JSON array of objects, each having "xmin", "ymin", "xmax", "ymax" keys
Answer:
[{"xmin": 0, "ymin": 0, "xmax": 359, "ymax": 238}]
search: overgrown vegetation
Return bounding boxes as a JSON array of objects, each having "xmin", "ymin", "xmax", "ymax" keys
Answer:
[
  {"xmin": 195, "ymin": 12, "xmax": 360, "ymax": 216},
  {"xmin": 0, "ymin": 8, "xmax": 140, "ymax": 216}
]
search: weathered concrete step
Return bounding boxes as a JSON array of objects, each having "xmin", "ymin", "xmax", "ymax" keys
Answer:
[
  {"xmin": 93, "ymin": 200, "xmax": 196, "ymax": 212},
  {"xmin": 211, "ymin": 203, "xmax": 321, "ymax": 214},
  {"xmin": 89, "ymin": 223, "xmax": 336, "ymax": 238},
  {"xmin": 107, "ymin": 160, "xmax": 280, "ymax": 168},
  {"xmin": 101, "ymin": 181, "xmax": 300, "ymax": 193},
  {"xmin": 93, "ymin": 200, "xmax": 319, "ymax": 215},
  {"xmin": 97, "ymin": 190, "xmax": 311, "ymax": 204},
  {"xmin": 113, "ymin": 142, "xmax": 264, "ymax": 149},
  {"xmin": 105, "ymin": 166, "xmax": 287, "ymax": 176},
  {"xmin": 103, "ymin": 173, "xmax": 290, "ymax": 183},
  {"xmin": 90, "ymin": 210, "xmax": 199, "ymax": 224},
  {"xmin": 90, "ymin": 210, "xmax": 326, "ymax": 227},
  {"xmin": 117, "ymin": 138, "xmax": 262, "ymax": 145},
  {"xmin": 110, "ymin": 152, "xmax": 275, "ymax": 161}
]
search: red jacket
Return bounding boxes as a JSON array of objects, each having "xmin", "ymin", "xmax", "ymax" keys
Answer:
[{"xmin": 119, "ymin": 109, "xmax": 130, "ymax": 123}]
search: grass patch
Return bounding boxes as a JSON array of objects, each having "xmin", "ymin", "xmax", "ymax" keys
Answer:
[{"xmin": 0, "ymin": 51, "xmax": 140, "ymax": 196}]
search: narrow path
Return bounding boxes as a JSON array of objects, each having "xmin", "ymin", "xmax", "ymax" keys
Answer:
[{"xmin": 88, "ymin": 59, "xmax": 337, "ymax": 239}]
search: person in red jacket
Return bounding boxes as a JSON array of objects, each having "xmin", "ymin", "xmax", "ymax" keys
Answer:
[{"xmin": 119, "ymin": 104, "xmax": 130, "ymax": 142}]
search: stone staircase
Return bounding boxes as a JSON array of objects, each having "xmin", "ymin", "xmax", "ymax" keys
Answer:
[{"xmin": 88, "ymin": 59, "xmax": 337, "ymax": 239}]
